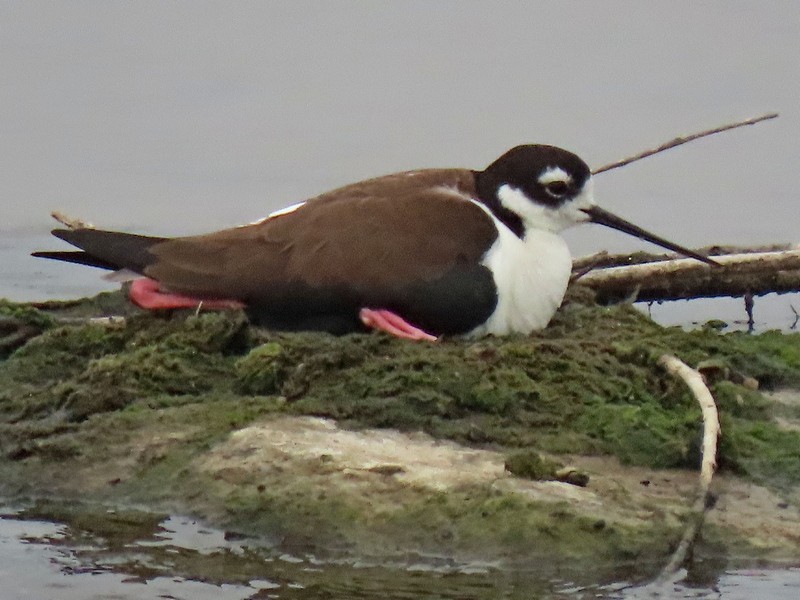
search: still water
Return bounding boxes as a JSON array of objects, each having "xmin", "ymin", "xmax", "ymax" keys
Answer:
[
  {"xmin": 3, "ymin": 2, "xmax": 800, "ymax": 329},
  {"xmin": 2, "ymin": 508, "xmax": 799, "ymax": 600},
  {"xmin": 2, "ymin": 4, "xmax": 799, "ymax": 597}
]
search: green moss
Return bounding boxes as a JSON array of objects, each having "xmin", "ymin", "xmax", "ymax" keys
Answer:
[
  {"xmin": 28, "ymin": 289, "xmax": 138, "ymax": 319},
  {"xmin": 504, "ymin": 450, "xmax": 563, "ymax": 480},
  {"xmin": 1, "ymin": 291, "xmax": 799, "ymax": 485},
  {"xmin": 19, "ymin": 500, "xmax": 166, "ymax": 546},
  {"xmin": 1, "ymin": 290, "xmax": 798, "ymax": 567},
  {"xmin": 0, "ymin": 311, "xmax": 252, "ymax": 422},
  {"xmin": 195, "ymin": 467, "xmax": 671, "ymax": 569},
  {"xmin": 720, "ymin": 418, "xmax": 800, "ymax": 488},
  {"xmin": 0, "ymin": 299, "xmax": 56, "ymax": 359},
  {"xmin": 11, "ymin": 495, "xmax": 670, "ymax": 591},
  {"xmin": 235, "ymin": 342, "xmax": 286, "ymax": 394},
  {"xmin": 0, "ymin": 299, "xmax": 56, "ymax": 330},
  {"xmin": 58, "ymin": 344, "xmax": 227, "ymax": 421},
  {"xmin": 575, "ymin": 403, "xmax": 698, "ymax": 468}
]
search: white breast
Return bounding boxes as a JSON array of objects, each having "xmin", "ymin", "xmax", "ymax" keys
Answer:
[{"xmin": 467, "ymin": 212, "xmax": 572, "ymax": 337}]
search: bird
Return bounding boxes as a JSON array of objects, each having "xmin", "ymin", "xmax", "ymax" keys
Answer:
[{"xmin": 34, "ymin": 144, "xmax": 716, "ymax": 341}]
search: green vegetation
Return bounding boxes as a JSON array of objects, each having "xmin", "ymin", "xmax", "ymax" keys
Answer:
[
  {"xmin": 1, "ymin": 289, "xmax": 799, "ymax": 478},
  {"xmin": 0, "ymin": 287, "xmax": 798, "ymax": 565}
]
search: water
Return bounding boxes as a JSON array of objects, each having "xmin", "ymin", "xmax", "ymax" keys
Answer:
[
  {"xmin": 1, "ymin": 508, "xmax": 799, "ymax": 600},
  {"xmin": 2, "ymin": 2, "xmax": 799, "ymax": 327},
  {"xmin": 1, "ymin": 3, "xmax": 798, "ymax": 596}
]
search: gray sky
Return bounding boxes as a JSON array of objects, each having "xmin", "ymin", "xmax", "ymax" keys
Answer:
[{"xmin": 1, "ymin": 1, "xmax": 798, "ymax": 312}]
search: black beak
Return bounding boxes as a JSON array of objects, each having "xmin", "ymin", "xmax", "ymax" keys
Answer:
[{"xmin": 581, "ymin": 206, "xmax": 720, "ymax": 266}]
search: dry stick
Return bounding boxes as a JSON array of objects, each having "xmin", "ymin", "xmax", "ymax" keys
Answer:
[
  {"xmin": 569, "ymin": 251, "xmax": 609, "ymax": 283},
  {"xmin": 655, "ymin": 355, "xmax": 721, "ymax": 583},
  {"xmin": 576, "ymin": 249, "xmax": 800, "ymax": 304},
  {"xmin": 592, "ymin": 112, "xmax": 778, "ymax": 175},
  {"xmin": 572, "ymin": 243, "xmax": 796, "ymax": 273}
]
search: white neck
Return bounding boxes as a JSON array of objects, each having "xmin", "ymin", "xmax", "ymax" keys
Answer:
[
  {"xmin": 466, "ymin": 202, "xmax": 573, "ymax": 336},
  {"xmin": 496, "ymin": 181, "xmax": 595, "ymax": 233}
]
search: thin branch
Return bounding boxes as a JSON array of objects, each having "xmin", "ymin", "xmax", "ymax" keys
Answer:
[
  {"xmin": 572, "ymin": 243, "xmax": 796, "ymax": 272},
  {"xmin": 592, "ymin": 113, "xmax": 778, "ymax": 175},
  {"xmin": 569, "ymin": 250, "xmax": 609, "ymax": 283},
  {"xmin": 655, "ymin": 355, "xmax": 720, "ymax": 583}
]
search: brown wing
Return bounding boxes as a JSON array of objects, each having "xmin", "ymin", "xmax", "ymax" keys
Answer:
[{"xmin": 144, "ymin": 169, "xmax": 498, "ymax": 302}]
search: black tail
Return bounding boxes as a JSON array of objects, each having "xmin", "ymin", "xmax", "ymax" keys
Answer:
[
  {"xmin": 33, "ymin": 228, "xmax": 167, "ymax": 273},
  {"xmin": 31, "ymin": 250, "xmax": 120, "ymax": 270}
]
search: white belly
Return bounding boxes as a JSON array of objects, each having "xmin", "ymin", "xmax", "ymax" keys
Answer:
[{"xmin": 468, "ymin": 226, "xmax": 572, "ymax": 337}]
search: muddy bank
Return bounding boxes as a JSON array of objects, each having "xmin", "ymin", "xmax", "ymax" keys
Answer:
[{"xmin": 0, "ymin": 289, "xmax": 799, "ymax": 575}]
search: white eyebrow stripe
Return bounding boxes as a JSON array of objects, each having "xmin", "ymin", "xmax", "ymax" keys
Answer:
[{"xmin": 537, "ymin": 166, "xmax": 572, "ymax": 185}]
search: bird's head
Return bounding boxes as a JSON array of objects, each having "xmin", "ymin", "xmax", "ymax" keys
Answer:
[{"xmin": 478, "ymin": 144, "xmax": 717, "ymax": 265}]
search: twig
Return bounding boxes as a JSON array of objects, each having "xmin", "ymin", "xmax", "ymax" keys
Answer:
[
  {"xmin": 569, "ymin": 250, "xmax": 609, "ymax": 283},
  {"xmin": 592, "ymin": 113, "xmax": 778, "ymax": 175},
  {"xmin": 790, "ymin": 304, "xmax": 799, "ymax": 331},
  {"xmin": 50, "ymin": 211, "xmax": 94, "ymax": 230},
  {"xmin": 744, "ymin": 293, "xmax": 755, "ymax": 334},
  {"xmin": 655, "ymin": 355, "xmax": 721, "ymax": 583}
]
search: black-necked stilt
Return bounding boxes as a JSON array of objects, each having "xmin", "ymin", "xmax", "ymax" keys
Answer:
[{"xmin": 34, "ymin": 145, "xmax": 715, "ymax": 340}]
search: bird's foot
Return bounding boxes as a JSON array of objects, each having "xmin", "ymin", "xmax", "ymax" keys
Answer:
[
  {"xmin": 358, "ymin": 308, "xmax": 438, "ymax": 342},
  {"xmin": 129, "ymin": 278, "xmax": 245, "ymax": 311}
]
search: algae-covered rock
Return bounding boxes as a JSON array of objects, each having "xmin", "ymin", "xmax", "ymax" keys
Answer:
[
  {"xmin": 504, "ymin": 450, "xmax": 563, "ymax": 480},
  {"xmin": 1, "ymin": 290, "xmax": 800, "ymax": 567}
]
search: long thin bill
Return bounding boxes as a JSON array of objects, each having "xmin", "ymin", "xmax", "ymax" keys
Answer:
[{"xmin": 581, "ymin": 206, "xmax": 720, "ymax": 266}]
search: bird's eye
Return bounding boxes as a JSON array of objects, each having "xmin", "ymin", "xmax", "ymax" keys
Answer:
[{"xmin": 545, "ymin": 180, "xmax": 569, "ymax": 197}]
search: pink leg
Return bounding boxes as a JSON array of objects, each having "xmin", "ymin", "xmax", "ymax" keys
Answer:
[
  {"xmin": 358, "ymin": 308, "xmax": 438, "ymax": 342},
  {"xmin": 129, "ymin": 278, "xmax": 245, "ymax": 311}
]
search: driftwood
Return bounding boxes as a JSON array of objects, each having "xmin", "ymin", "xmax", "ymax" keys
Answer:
[
  {"xmin": 655, "ymin": 355, "xmax": 720, "ymax": 583},
  {"xmin": 574, "ymin": 247, "xmax": 800, "ymax": 305},
  {"xmin": 584, "ymin": 113, "xmax": 788, "ymax": 311},
  {"xmin": 572, "ymin": 244, "xmax": 795, "ymax": 272}
]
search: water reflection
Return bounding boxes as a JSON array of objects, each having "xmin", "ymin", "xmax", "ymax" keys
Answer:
[{"xmin": 1, "ymin": 507, "xmax": 799, "ymax": 600}]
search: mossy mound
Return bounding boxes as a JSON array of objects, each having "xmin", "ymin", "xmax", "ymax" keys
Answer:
[
  {"xmin": 0, "ymin": 289, "xmax": 799, "ymax": 567},
  {"xmin": 1, "ymin": 290, "xmax": 799, "ymax": 487}
]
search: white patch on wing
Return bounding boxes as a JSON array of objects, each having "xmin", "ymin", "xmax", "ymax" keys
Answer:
[
  {"xmin": 466, "ymin": 201, "xmax": 573, "ymax": 336},
  {"xmin": 102, "ymin": 268, "xmax": 142, "ymax": 283},
  {"xmin": 497, "ymin": 180, "xmax": 595, "ymax": 233},
  {"xmin": 268, "ymin": 201, "xmax": 306, "ymax": 218},
  {"xmin": 244, "ymin": 201, "xmax": 307, "ymax": 226}
]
